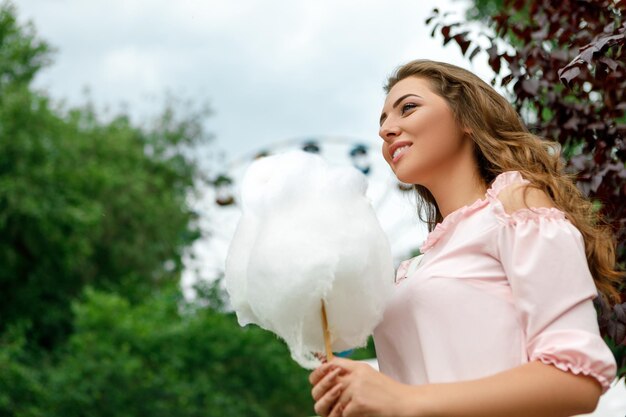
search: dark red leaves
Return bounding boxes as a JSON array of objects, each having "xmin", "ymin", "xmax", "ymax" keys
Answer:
[
  {"xmin": 521, "ymin": 78, "xmax": 540, "ymax": 95},
  {"xmin": 454, "ymin": 33, "xmax": 471, "ymax": 55}
]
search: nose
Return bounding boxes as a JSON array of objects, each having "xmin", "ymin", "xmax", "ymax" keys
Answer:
[{"xmin": 379, "ymin": 120, "xmax": 401, "ymax": 142}]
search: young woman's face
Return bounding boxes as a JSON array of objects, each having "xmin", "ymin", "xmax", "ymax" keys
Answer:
[{"xmin": 378, "ymin": 76, "xmax": 469, "ymax": 185}]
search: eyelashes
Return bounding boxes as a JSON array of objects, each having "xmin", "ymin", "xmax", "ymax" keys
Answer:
[
  {"xmin": 379, "ymin": 102, "xmax": 420, "ymax": 127},
  {"xmin": 401, "ymin": 103, "xmax": 418, "ymax": 114}
]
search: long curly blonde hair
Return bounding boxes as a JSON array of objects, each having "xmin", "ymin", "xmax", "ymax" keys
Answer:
[{"xmin": 384, "ymin": 59, "xmax": 623, "ymax": 307}]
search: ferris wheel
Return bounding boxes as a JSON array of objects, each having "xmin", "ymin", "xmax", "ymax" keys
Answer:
[{"xmin": 181, "ymin": 135, "xmax": 428, "ymax": 293}]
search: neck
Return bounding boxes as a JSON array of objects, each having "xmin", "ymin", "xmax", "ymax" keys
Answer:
[
  {"xmin": 432, "ymin": 177, "xmax": 487, "ymax": 219},
  {"xmin": 423, "ymin": 159, "xmax": 487, "ymax": 220}
]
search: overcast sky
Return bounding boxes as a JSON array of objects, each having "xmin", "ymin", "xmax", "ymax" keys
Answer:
[{"xmin": 16, "ymin": 0, "xmax": 495, "ymax": 169}]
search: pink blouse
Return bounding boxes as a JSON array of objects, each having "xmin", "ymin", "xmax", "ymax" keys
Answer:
[{"xmin": 372, "ymin": 170, "xmax": 617, "ymax": 395}]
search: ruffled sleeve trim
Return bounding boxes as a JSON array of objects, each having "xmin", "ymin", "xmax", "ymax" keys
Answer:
[
  {"xmin": 528, "ymin": 328, "xmax": 617, "ymax": 394},
  {"xmin": 485, "ymin": 170, "xmax": 568, "ymax": 225},
  {"xmin": 533, "ymin": 355, "xmax": 614, "ymax": 394}
]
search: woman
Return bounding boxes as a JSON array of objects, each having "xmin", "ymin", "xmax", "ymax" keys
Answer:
[{"xmin": 309, "ymin": 60, "xmax": 622, "ymax": 417}]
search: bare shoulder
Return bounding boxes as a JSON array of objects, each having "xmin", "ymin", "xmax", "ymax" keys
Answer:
[{"xmin": 496, "ymin": 182, "xmax": 556, "ymax": 215}]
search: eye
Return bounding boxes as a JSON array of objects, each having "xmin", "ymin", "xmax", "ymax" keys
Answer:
[{"xmin": 401, "ymin": 103, "xmax": 418, "ymax": 114}]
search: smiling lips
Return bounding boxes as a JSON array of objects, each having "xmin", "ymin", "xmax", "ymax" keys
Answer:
[{"xmin": 391, "ymin": 143, "xmax": 413, "ymax": 163}]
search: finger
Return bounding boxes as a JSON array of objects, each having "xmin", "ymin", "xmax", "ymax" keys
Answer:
[
  {"xmin": 328, "ymin": 357, "xmax": 358, "ymax": 372},
  {"xmin": 334, "ymin": 378, "xmax": 352, "ymax": 414},
  {"xmin": 310, "ymin": 361, "xmax": 348, "ymax": 386},
  {"xmin": 313, "ymin": 382, "xmax": 342, "ymax": 417},
  {"xmin": 328, "ymin": 400, "xmax": 344, "ymax": 417},
  {"xmin": 329, "ymin": 379, "xmax": 352, "ymax": 417},
  {"xmin": 309, "ymin": 362, "xmax": 334, "ymax": 385},
  {"xmin": 341, "ymin": 400, "xmax": 355, "ymax": 417},
  {"xmin": 311, "ymin": 367, "xmax": 341, "ymax": 401}
]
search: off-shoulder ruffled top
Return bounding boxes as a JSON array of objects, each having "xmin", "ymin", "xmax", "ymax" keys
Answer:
[{"xmin": 372, "ymin": 170, "xmax": 618, "ymax": 395}]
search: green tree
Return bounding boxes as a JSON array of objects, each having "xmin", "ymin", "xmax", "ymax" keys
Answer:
[
  {"xmin": 0, "ymin": 323, "xmax": 48, "ymax": 417},
  {"xmin": 0, "ymin": 0, "xmax": 208, "ymax": 349},
  {"xmin": 1, "ymin": 280, "xmax": 315, "ymax": 417},
  {"xmin": 49, "ymin": 281, "xmax": 312, "ymax": 417},
  {"xmin": 0, "ymin": 1, "xmax": 51, "ymax": 90}
]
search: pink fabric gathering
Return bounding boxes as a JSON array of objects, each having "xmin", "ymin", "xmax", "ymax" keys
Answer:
[{"xmin": 372, "ymin": 170, "xmax": 618, "ymax": 395}]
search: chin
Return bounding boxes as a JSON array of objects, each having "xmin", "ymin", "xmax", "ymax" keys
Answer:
[
  {"xmin": 394, "ymin": 165, "xmax": 428, "ymax": 186},
  {"xmin": 394, "ymin": 171, "xmax": 415, "ymax": 185}
]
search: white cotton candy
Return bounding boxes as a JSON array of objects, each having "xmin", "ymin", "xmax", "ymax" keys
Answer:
[{"xmin": 224, "ymin": 150, "xmax": 394, "ymax": 369}]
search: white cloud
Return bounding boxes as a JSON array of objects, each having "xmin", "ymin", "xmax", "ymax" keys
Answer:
[
  {"xmin": 100, "ymin": 46, "xmax": 163, "ymax": 89},
  {"xmin": 17, "ymin": 0, "xmax": 491, "ymax": 158}
]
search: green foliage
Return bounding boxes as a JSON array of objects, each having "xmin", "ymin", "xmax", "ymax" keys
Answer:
[
  {"xmin": 0, "ymin": 82, "xmax": 209, "ymax": 349},
  {"xmin": 465, "ymin": 0, "xmax": 501, "ymax": 23},
  {"xmin": 0, "ymin": 0, "xmax": 210, "ymax": 349},
  {"xmin": 53, "ymin": 284, "xmax": 313, "ymax": 417},
  {"xmin": 0, "ymin": 323, "xmax": 48, "ymax": 417},
  {"xmin": 0, "ymin": 283, "xmax": 315, "ymax": 417},
  {"xmin": 0, "ymin": 1, "xmax": 52, "ymax": 90}
]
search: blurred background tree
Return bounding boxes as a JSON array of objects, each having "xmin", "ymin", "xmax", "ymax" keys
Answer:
[
  {"xmin": 0, "ymin": 1, "xmax": 314, "ymax": 415},
  {"xmin": 428, "ymin": 0, "xmax": 626, "ymax": 381},
  {"xmin": 0, "ymin": 0, "xmax": 207, "ymax": 349},
  {"xmin": 1, "ymin": 279, "xmax": 314, "ymax": 417}
]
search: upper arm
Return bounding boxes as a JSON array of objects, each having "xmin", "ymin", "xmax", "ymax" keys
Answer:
[
  {"xmin": 492, "ymin": 175, "xmax": 617, "ymax": 396},
  {"xmin": 496, "ymin": 183, "xmax": 556, "ymax": 215},
  {"xmin": 530, "ymin": 359, "xmax": 602, "ymax": 413}
]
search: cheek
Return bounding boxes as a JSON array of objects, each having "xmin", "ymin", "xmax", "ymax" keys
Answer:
[
  {"xmin": 416, "ymin": 112, "xmax": 464, "ymax": 155},
  {"xmin": 381, "ymin": 142, "xmax": 391, "ymax": 164}
]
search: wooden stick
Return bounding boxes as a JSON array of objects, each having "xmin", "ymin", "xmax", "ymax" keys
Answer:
[{"xmin": 321, "ymin": 300, "xmax": 334, "ymax": 361}]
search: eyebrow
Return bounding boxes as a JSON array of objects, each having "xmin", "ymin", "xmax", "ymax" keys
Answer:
[{"xmin": 379, "ymin": 93, "xmax": 422, "ymax": 126}]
